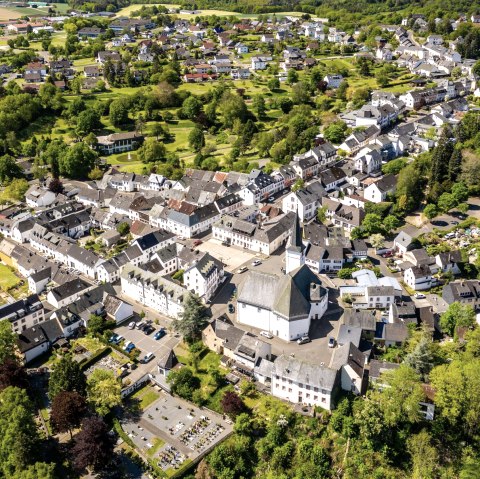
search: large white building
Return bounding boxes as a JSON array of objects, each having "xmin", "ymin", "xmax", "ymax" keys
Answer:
[
  {"xmin": 120, "ymin": 265, "xmax": 185, "ymax": 319},
  {"xmin": 272, "ymin": 355, "xmax": 338, "ymax": 410},
  {"xmin": 184, "ymin": 252, "xmax": 224, "ymax": 302},
  {"xmin": 236, "ymin": 264, "xmax": 328, "ymax": 342}
]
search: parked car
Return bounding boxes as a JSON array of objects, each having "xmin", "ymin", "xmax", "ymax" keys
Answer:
[
  {"xmin": 108, "ymin": 333, "xmax": 119, "ymax": 344},
  {"xmin": 154, "ymin": 329, "xmax": 166, "ymax": 340},
  {"xmin": 144, "ymin": 325, "xmax": 155, "ymax": 335},
  {"xmin": 268, "ymin": 196, "xmax": 275, "ymax": 202},
  {"xmin": 193, "ymin": 239, "xmax": 202, "ymax": 246},
  {"xmin": 297, "ymin": 335, "xmax": 311, "ymax": 345},
  {"xmin": 237, "ymin": 266, "xmax": 248, "ymax": 274},
  {"xmin": 252, "ymin": 259, "xmax": 262, "ymax": 266},
  {"xmin": 143, "ymin": 352, "xmax": 154, "ymax": 363},
  {"xmin": 260, "ymin": 330, "xmax": 273, "ymax": 339},
  {"xmin": 222, "ymin": 240, "xmax": 230, "ymax": 247},
  {"xmin": 328, "ymin": 337, "xmax": 335, "ymax": 348},
  {"xmin": 128, "ymin": 321, "xmax": 136, "ymax": 330},
  {"xmin": 228, "ymin": 303, "xmax": 235, "ymax": 314},
  {"xmin": 125, "ymin": 343, "xmax": 136, "ymax": 354},
  {"xmin": 414, "ymin": 293, "xmax": 426, "ymax": 299},
  {"xmin": 114, "ymin": 335, "xmax": 124, "ymax": 345},
  {"xmin": 451, "ymin": 220, "xmax": 459, "ymax": 225},
  {"xmin": 382, "ymin": 251, "xmax": 393, "ymax": 258},
  {"xmin": 136, "ymin": 321, "xmax": 145, "ymax": 331},
  {"xmin": 122, "ymin": 340, "xmax": 133, "ymax": 351}
]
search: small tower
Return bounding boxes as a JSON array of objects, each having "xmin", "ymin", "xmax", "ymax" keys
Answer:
[{"xmin": 285, "ymin": 214, "xmax": 305, "ymax": 274}]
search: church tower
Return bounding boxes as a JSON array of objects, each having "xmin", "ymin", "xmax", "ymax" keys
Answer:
[{"xmin": 285, "ymin": 214, "xmax": 305, "ymax": 274}]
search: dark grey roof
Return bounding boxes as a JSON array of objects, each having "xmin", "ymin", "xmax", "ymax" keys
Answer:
[
  {"xmin": 0, "ymin": 294, "xmax": 42, "ymax": 321},
  {"xmin": 369, "ymin": 359, "xmax": 400, "ymax": 380},
  {"xmin": 286, "ymin": 214, "xmax": 305, "ymax": 254},
  {"xmin": 49, "ymin": 278, "xmax": 91, "ymax": 302},
  {"xmin": 238, "ymin": 265, "xmax": 327, "ymax": 321}
]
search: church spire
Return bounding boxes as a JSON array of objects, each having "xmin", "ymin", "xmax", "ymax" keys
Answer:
[{"xmin": 287, "ymin": 213, "xmax": 305, "ymax": 253}]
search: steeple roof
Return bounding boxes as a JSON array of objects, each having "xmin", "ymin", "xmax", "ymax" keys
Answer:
[{"xmin": 286, "ymin": 214, "xmax": 305, "ymax": 253}]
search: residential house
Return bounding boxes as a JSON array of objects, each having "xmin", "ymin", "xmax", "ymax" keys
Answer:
[
  {"xmin": 363, "ymin": 174, "xmax": 397, "ymax": 203},
  {"xmin": 442, "ymin": 280, "xmax": 480, "ymax": 310},
  {"xmin": 184, "ymin": 252, "xmax": 224, "ymax": 301},
  {"xmin": 0, "ymin": 294, "xmax": 44, "ymax": 333},
  {"xmin": 96, "ymin": 132, "xmax": 144, "ymax": 155}
]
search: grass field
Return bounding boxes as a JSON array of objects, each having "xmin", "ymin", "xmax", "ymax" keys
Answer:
[
  {"xmin": 0, "ymin": 264, "xmax": 21, "ymax": 290},
  {"xmin": 0, "ymin": 7, "xmax": 21, "ymax": 20},
  {"xmin": 131, "ymin": 385, "xmax": 160, "ymax": 410}
]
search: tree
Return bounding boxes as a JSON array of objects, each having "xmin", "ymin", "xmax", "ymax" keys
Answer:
[
  {"xmin": 430, "ymin": 358, "xmax": 480, "ymax": 438},
  {"xmin": 323, "ymin": 121, "xmax": 347, "ymax": 144},
  {"xmin": 383, "ymin": 215, "xmax": 400, "ymax": 233},
  {"xmin": 0, "ymin": 359, "xmax": 28, "ymax": 392},
  {"xmin": 87, "ymin": 314, "xmax": 115, "ymax": 336},
  {"xmin": 291, "ymin": 82, "xmax": 310, "ymax": 104},
  {"xmin": 291, "ymin": 178, "xmax": 305, "ymax": 192},
  {"xmin": 369, "ymin": 233, "xmax": 385, "ymax": 249},
  {"xmin": 10, "ymin": 462, "xmax": 57, "ymax": 479},
  {"xmin": 116, "ymin": 221, "xmax": 130, "ymax": 236},
  {"xmin": 371, "ymin": 365, "xmax": 423, "ymax": 426},
  {"xmin": 252, "ymin": 95, "xmax": 266, "ymax": 119},
  {"xmin": 0, "ymin": 155, "xmax": 23, "ymax": 184},
  {"xmin": 461, "ymin": 150, "xmax": 480, "ymax": 188},
  {"xmin": 423, "ymin": 203, "xmax": 438, "ymax": 220},
  {"xmin": 181, "ymin": 95, "xmax": 202, "ymax": 120},
  {"xmin": 0, "ymin": 320, "xmax": 18, "ymax": 364},
  {"xmin": 207, "ymin": 436, "xmax": 253, "ymax": 479},
  {"xmin": 376, "ymin": 73, "xmax": 389, "ymax": 88},
  {"xmin": 87, "ymin": 369, "xmax": 121, "ymax": 416},
  {"xmin": 440, "ymin": 302, "xmax": 475, "ymax": 337},
  {"xmin": 48, "ymin": 178, "xmax": 63, "ymax": 194},
  {"xmin": 75, "ymin": 109, "xmax": 101, "ymax": 138},
  {"xmin": 0, "ymin": 387, "xmax": 39, "ymax": 477},
  {"xmin": 407, "ymin": 430, "xmax": 439, "ymax": 479},
  {"xmin": 109, "ymin": 98, "xmax": 129, "ymax": 127},
  {"xmin": 219, "ymin": 92, "xmax": 248, "ymax": 128},
  {"xmin": 1, "ymin": 178, "xmax": 29, "ymax": 202},
  {"xmin": 138, "ymin": 137, "xmax": 167, "ymax": 164},
  {"xmin": 287, "ymin": 68, "xmax": 299, "ymax": 84},
  {"xmin": 71, "ymin": 416, "xmax": 115, "ymax": 473},
  {"xmin": 234, "ymin": 412, "xmax": 253, "ymax": 436},
  {"xmin": 382, "ymin": 158, "xmax": 407, "ymax": 175},
  {"xmin": 316, "ymin": 205, "xmax": 327, "ymax": 224},
  {"xmin": 268, "ymin": 77, "xmax": 280, "ymax": 91},
  {"xmin": 188, "ymin": 126, "xmax": 205, "ymax": 152},
  {"xmin": 48, "ymin": 355, "xmax": 87, "ymax": 400},
  {"xmin": 167, "ymin": 367, "xmax": 200, "ymax": 401},
  {"xmin": 221, "ymin": 391, "xmax": 246, "ymax": 418},
  {"xmin": 50, "ymin": 391, "xmax": 87, "ymax": 438},
  {"xmin": 451, "ymin": 182, "xmax": 469, "ymax": 204},
  {"xmin": 59, "ymin": 142, "xmax": 98, "ymax": 179},
  {"xmin": 405, "ymin": 334, "xmax": 435, "ymax": 381},
  {"xmin": 172, "ymin": 293, "xmax": 208, "ymax": 343}
]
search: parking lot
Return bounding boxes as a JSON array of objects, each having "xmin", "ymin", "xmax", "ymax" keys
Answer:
[
  {"xmin": 195, "ymin": 238, "xmax": 257, "ymax": 272},
  {"xmin": 121, "ymin": 390, "xmax": 232, "ymax": 474},
  {"xmin": 114, "ymin": 322, "xmax": 181, "ymax": 365}
]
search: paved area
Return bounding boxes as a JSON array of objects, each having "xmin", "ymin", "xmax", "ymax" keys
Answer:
[
  {"xmin": 195, "ymin": 238, "xmax": 257, "ymax": 272},
  {"xmin": 121, "ymin": 391, "xmax": 232, "ymax": 474},
  {"xmin": 114, "ymin": 323, "xmax": 180, "ymax": 363}
]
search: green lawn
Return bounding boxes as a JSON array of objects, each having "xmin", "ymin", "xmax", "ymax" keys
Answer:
[
  {"xmin": 146, "ymin": 437, "xmax": 165, "ymax": 457},
  {"xmin": 0, "ymin": 264, "xmax": 21, "ymax": 290},
  {"xmin": 131, "ymin": 385, "xmax": 160, "ymax": 410}
]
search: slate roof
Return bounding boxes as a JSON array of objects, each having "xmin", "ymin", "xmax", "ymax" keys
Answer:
[
  {"xmin": 238, "ymin": 265, "xmax": 327, "ymax": 321},
  {"xmin": 274, "ymin": 355, "xmax": 338, "ymax": 391},
  {"xmin": 49, "ymin": 278, "xmax": 91, "ymax": 302}
]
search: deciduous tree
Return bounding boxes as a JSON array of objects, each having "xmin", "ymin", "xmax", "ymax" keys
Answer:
[
  {"xmin": 48, "ymin": 355, "xmax": 87, "ymax": 400},
  {"xmin": 50, "ymin": 391, "xmax": 87, "ymax": 438},
  {"xmin": 86, "ymin": 369, "xmax": 121, "ymax": 416},
  {"xmin": 71, "ymin": 416, "xmax": 115, "ymax": 473},
  {"xmin": 172, "ymin": 293, "xmax": 208, "ymax": 343}
]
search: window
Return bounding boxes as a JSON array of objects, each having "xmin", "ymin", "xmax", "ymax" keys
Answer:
[
  {"xmin": 282, "ymin": 386, "xmax": 286, "ymax": 391},
  {"xmin": 288, "ymin": 388, "xmax": 292, "ymax": 392},
  {"xmin": 321, "ymin": 398, "xmax": 326, "ymax": 403},
  {"xmin": 314, "ymin": 395, "xmax": 318, "ymax": 400},
  {"xmin": 306, "ymin": 393, "xmax": 310, "ymax": 398}
]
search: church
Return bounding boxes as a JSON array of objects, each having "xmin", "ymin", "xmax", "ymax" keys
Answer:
[{"xmin": 236, "ymin": 216, "xmax": 329, "ymax": 341}]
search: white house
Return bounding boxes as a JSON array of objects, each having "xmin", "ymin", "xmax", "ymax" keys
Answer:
[
  {"xmin": 237, "ymin": 265, "xmax": 328, "ymax": 342},
  {"xmin": 404, "ymin": 264, "xmax": 433, "ymax": 291},
  {"xmin": 104, "ymin": 294, "xmax": 133, "ymax": 324},
  {"xmin": 272, "ymin": 355, "xmax": 338, "ymax": 410},
  {"xmin": 324, "ymin": 74, "xmax": 343, "ymax": 88},
  {"xmin": 183, "ymin": 252, "xmax": 224, "ymax": 302},
  {"xmin": 363, "ymin": 174, "xmax": 397, "ymax": 203},
  {"xmin": 120, "ymin": 265, "xmax": 185, "ymax": 319},
  {"xmin": 25, "ymin": 186, "xmax": 56, "ymax": 208}
]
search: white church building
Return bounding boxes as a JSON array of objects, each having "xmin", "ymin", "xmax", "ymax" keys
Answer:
[{"xmin": 236, "ymin": 216, "xmax": 329, "ymax": 341}]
